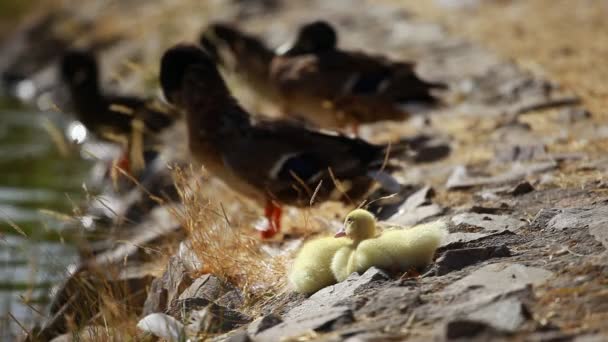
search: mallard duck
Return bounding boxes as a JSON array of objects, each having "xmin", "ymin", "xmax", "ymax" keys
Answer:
[
  {"xmin": 159, "ymin": 44, "xmax": 412, "ymax": 239},
  {"xmin": 270, "ymin": 20, "xmax": 447, "ymax": 130},
  {"xmin": 60, "ymin": 49, "xmax": 179, "ymax": 173},
  {"xmin": 289, "ymin": 236, "xmax": 350, "ymax": 294},
  {"xmin": 199, "ymin": 23, "xmax": 280, "ymax": 106},
  {"xmin": 331, "ymin": 208, "xmax": 447, "ymax": 281}
]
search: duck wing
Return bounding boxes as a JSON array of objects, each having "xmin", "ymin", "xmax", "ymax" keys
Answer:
[{"xmin": 219, "ymin": 119, "xmax": 389, "ymax": 204}]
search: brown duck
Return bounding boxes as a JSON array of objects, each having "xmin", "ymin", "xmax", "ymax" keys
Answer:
[
  {"xmin": 199, "ymin": 21, "xmax": 446, "ymax": 132},
  {"xmin": 271, "ymin": 20, "xmax": 447, "ymax": 130},
  {"xmin": 159, "ymin": 44, "xmax": 412, "ymax": 239},
  {"xmin": 60, "ymin": 49, "xmax": 179, "ymax": 173}
]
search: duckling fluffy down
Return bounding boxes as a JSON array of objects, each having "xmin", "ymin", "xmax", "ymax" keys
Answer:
[{"xmin": 331, "ymin": 221, "xmax": 448, "ymax": 282}]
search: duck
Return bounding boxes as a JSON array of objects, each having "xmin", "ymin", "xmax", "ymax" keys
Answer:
[
  {"xmin": 60, "ymin": 49, "xmax": 179, "ymax": 174},
  {"xmin": 199, "ymin": 23, "xmax": 280, "ymax": 106},
  {"xmin": 159, "ymin": 44, "xmax": 415, "ymax": 239},
  {"xmin": 331, "ymin": 208, "xmax": 447, "ymax": 282},
  {"xmin": 270, "ymin": 20, "xmax": 448, "ymax": 131},
  {"xmin": 289, "ymin": 235, "xmax": 350, "ymax": 294}
]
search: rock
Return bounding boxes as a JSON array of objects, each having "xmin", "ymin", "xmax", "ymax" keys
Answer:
[
  {"xmin": 382, "ymin": 186, "xmax": 444, "ymax": 225},
  {"xmin": 434, "ymin": 245, "xmax": 511, "ymax": 275},
  {"xmin": 169, "ymin": 298, "xmax": 251, "ymax": 333},
  {"xmin": 222, "ymin": 330, "xmax": 251, "ymax": 342},
  {"xmin": 255, "ymin": 307, "xmax": 354, "ymax": 341},
  {"xmin": 256, "ymin": 269, "xmax": 388, "ymax": 341},
  {"xmin": 530, "ymin": 208, "xmax": 563, "ymax": 229},
  {"xmin": 469, "ymin": 205, "xmax": 512, "ymax": 215},
  {"xmin": 495, "ymin": 144, "xmax": 547, "ymax": 163},
  {"xmin": 247, "ymin": 314, "xmax": 283, "ymax": 335},
  {"xmin": 356, "ymin": 286, "xmax": 420, "ymax": 317},
  {"xmin": 543, "ymin": 206, "xmax": 608, "ymax": 249},
  {"xmin": 446, "ymin": 162, "xmax": 556, "ymax": 189},
  {"xmin": 300, "ymin": 267, "xmax": 390, "ymax": 312},
  {"xmin": 441, "ymin": 232, "xmax": 489, "ymax": 247},
  {"xmin": 465, "ymin": 297, "xmax": 529, "ymax": 332},
  {"xmin": 178, "ymin": 274, "xmax": 232, "ymax": 303},
  {"xmin": 444, "ymin": 263, "xmax": 553, "ymax": 296},
  {"xmin": 178, "ymin": 240, "xmax": 204, "ymax": 272},
  {"xmin": 402, "ymin": 185, "xmax": 435, "ymax": 211},
  {"xmin": 411, "ymin": 142, "xmax": 451, "ymax": 163},
  {"xmin": 137, "ymin": 313, "xmax": 184, "ymax": 342},
  {"xmin": 509, "ymin": 181, "xmax": 535, "ymax": 196},
  {"xmin": 441, "ymin": 231, "xmax": 518, "ymax": 250},
  {"xmin": 390, "ymin": 204, "xmax": 445, "ymax": 226},
  {"xmin": 452, "ymin": 213, "xmax": 525, "ymax": 233},
  {"xmin": 442, "ymin": 287, "xmax": 534, "ymax": 339},
  {"xmin": 445, "ymin": 319, "xmax": 499, "ymax": 339},
  {"xmin": 143, "ymin": 257, "xmax": 193, "ymax": 315},
  {"xmin": 559, "ymin": 107, "xmax": 591, "ymax": 123},
  {"xmin": 575, "ymin": 334, "xmax": 608, "ymax": 342}
]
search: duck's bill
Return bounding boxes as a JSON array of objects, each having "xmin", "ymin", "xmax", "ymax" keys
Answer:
[{"xmin": 334, "ymin": 228, "xmax": 346, "ymax": 238}]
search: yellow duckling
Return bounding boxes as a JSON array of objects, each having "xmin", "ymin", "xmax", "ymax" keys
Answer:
[
  {"xmin": 331, "ymin": 209, "xmax": 447, "ymax": 282},
  {"xmin": 289, "ymin": 236, "xmax": 349, "ymax": 294}
]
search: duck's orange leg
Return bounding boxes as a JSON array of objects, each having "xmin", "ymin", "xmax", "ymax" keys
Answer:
[
  {"xmin": 261, "ymin": 200, "xmax": 282, "ymax": 239},
  {"xmin": 108, "ymin": 151, "xmax": 132, "ymax": 185}
]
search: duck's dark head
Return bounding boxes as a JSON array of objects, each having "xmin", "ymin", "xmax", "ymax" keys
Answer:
[
  {"xmin": 60, "ymin": 50, "xmax": 99, "ymax": 89},
  {"xmin": 282, "ymin": 20, "xmax": 337, "ymax": 56},
  {"xmin": 160, "ymin": 44, "xmax": 227, "ymax": 106}
]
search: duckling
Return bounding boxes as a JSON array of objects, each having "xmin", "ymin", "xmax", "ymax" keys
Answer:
[
  {"xmin": 289, "ymin": 236, "xmax": 350, "ymax": 294},
  {"xmin": 159, "ymin": 44, "xmax": 411, "ymax": 239},
  {"xmin": 60, "ymin": 49, "xmax": 179, "ymax": 174},
  {"xmin": 270, "ymin": 20, "xmax": 447, "ymax": 131},
  {"xmin": 331, "ymin": 209, "xmax": 447, "ymax": 282}
]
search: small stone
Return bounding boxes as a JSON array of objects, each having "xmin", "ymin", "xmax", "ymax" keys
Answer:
[{"xmin": 509, "ymin": 181, "xmax": 535, "ymax": 196}]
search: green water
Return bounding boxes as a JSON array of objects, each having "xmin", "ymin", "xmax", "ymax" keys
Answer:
[{"xmin": 0, "ymin": 102, "xmax": 93, "ymax": 340}]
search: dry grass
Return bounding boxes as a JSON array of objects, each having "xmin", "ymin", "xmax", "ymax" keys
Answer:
[{"xmin": 169, "ymin": 166, "xmax": 289, "ymax": 312}]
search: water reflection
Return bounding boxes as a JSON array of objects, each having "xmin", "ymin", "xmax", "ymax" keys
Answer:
[{"xmin": 0, "ymin": 108, "xmax": 92, "ymax": 340}]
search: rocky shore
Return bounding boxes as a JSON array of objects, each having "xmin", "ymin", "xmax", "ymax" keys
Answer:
[{"xmin": 2, "ymin": 0, "xmax": 607, "ymax": 341}]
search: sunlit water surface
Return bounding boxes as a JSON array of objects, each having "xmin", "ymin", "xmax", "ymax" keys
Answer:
[{"xmin": 0, "ymin": 103, "xmax": 92, "ymax": 340}]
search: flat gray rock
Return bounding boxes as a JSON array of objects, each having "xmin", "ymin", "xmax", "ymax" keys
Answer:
[
  {"xmin": 443, "ymin": 263, "xmax": 553, "ymax": 296},
  {"xmin": 386, "ymin": 186, "xmax": 444, "ymax": 226},
  {"xmin": 536, "ymin": 206, "xmax": 608, "ymax": 249},
  {"xmin": 256, "ymin": 268, "xmax": 389, "ymax": 342},
  {"xmin": 466, "ymin": 297, "xmax": 528, "ymax": 332},
  {"xmin": 452, "ymin": 212, "xmax": 526, "ymax": 233},
  {"xmin": 446, "ymin": 162, "xmax": 557, "ymax": 189}
]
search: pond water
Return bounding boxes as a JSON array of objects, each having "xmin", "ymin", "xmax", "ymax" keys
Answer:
[{"xmin": 0, "ymin": 102, "xmax": 93, "ymax": 340}]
